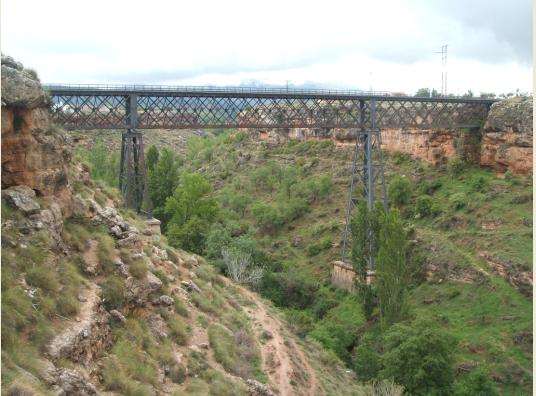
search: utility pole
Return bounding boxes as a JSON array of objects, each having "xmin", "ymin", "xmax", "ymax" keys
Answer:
[{"xmin": 434, "ymin": 45, "xmax": 448, "ymax": 96}]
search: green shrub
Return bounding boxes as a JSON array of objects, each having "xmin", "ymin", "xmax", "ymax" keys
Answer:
[
  {"xmin": 415, "ymin": 195, "xmax": 434, "ymax": 217},
  {"xmin": 453, "ymin": 367, "xmax": 499, "ymax": 396},
  {"xmin": 173, "ymin": 296, "xmax": 189, "ymax": 317},
  {"xmin": 96, "ymin": 233, "xmax": 116, "ymax": 274},
  {"xmin": 447, "ymin": 158, "xmax": 466, "ymax": 176},
  {"xmin": 169, "ymin": 363, "xmax": 186, "ymax": 384},
  {"xmin": 449, "ymin": 193, "xmax": 467, "ymax": 210},
  {"xmin": 418, "ymin": 179, "xmax": 442, "ymax": 195},
  {"xmin": 388, "ymin": 176, "xmax": 411, "ymax": 205},
  {"xmin": 101, "ymin": 276, "xmax": 126, "ymax": 310},
  {"xmin": 25, "ymin": 265, "xmax": 59, "ymax": 296},
  {"xmin": 306, "ymin": 237, "xmax": 333, "ymax": 257},
  {"xmin": 129, "ymin": 258, "xmax": 148, "ymax": 279},
  {"xmin": 470, "ymin": 175, "xmax": 488, "ymax": 192},
  {"xmin": 64, "ymin": 221, "xmax": 92, "ymax": 252},
  {"xmin": 278, "ymin": 198, "xmax": 310, "ymax": 223},
  {"xmin": 251, "ymin": 204, "xmax": 280, "ymax": 231},
  {"xmin": 311, "ymin": 295, "xmax": 365, "ymax": 361},
  {"xmin": 353, "ymin": 331, "xmax": 383, "ymax": 381}
]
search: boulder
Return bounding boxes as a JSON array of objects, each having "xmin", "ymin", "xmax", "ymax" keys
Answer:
[
  {"xmin": 2, "ymin": 185, "xmax": 40, "ymax": 214},
  {"xmin": 1, "ymin": 58, "xmax": 48, "ymax": 108},
  {"xmin": 246, "ymin": 379, "xmax": 277, "ymax": 396},
  {"xmin": 53, "ymin": 368, "xmax": 98, "ymax": 395},
  {"xmin": 109, "ymin": 309, "xmax": 126, "ymax": 324}
]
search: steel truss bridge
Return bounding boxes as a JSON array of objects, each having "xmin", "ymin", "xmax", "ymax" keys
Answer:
[{"xmin": 45, "ymin": 84, "xmax": 496, "ymax": 265}]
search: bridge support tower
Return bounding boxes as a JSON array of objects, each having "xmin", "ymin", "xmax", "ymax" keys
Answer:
[
  {"xmin": 119, "ymin": 94, "xmax": 151, "ymax": 214},
  {"xmin": 340, "ymin": 99, "xmax": 388, "ymax": 272}
]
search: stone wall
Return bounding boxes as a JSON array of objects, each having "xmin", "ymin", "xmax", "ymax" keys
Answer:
[
  {"xmin": 250, "ymin": 96, "xmax": 533, "ymax": 175},
  {"xmin": 331, "ymin": 261, "xmax": 356, "ymax": 293}
]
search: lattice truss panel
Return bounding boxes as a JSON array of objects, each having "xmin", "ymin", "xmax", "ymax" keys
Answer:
[
  {"xmin": 50, "ymin": 94, "xmax": 128, "ymax": 129},
  {"xmin": 137, "ymin": 96, "xmax": 363, "ymax": 129},
  {"xmin": 49, "ymin": 93, "xmax": 491, "ymax": 130},
  {"xmin": 374, "ymin": 99, "xmax": 490, "ymax": 129}
]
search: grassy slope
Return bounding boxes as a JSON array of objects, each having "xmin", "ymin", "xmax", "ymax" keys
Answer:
[
  {"xmin": 1, "ymin": 155, "xmax": 362, "ymax": 395},
  {"xmin": 177, "ymin": 132, "xmax": 532, "ymax": 395}
]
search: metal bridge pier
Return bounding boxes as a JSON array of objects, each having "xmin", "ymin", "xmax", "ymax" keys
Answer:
[
  {"xmin": 340, "ymin": 98, "xmax": 388, "ymax": 269},
  {"xmin": 119, "ymin": 94, "xmax": 150, "ymax": 213}
]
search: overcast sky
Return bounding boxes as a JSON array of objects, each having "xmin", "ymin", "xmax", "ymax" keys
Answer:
[{"xmin": 1, "ymin": 0, "xmax": 532, "ymax": 95}]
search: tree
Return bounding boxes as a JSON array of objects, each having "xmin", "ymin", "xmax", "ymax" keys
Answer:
[
  {"xmin": 251, "ymin": 203, "xmax": 280, "ymax": 232},
  {"xmin": 145, "ymin": 145, "xmax": 159, "ymax": 172},
  {"xmin": 148, "ymin": 148, "xmax": 180, "ymax": 229},
  {"xmin": 415, "ymin": 88, "xmax": 440, "ymax": 98},
  {"xmin": 165, "ymin": 173, "xmax": 219, "ymax": 254},
  {"xmin": 375, "ymin": 209, "xmax": 408, "ymax": 326},
  {"xmin": 350, "ymin": 201, "xmax": 382, "ymax": 320},
  {"xmin": 462, "ymin": 90, "xmax": 474, "ymax": 98},
  {"xmin": 380, "ymin": 321, "xmax": 456, "ymax": 396},
  {"xmin": 281, "ymin": 167, "xmax": 300, "ymax": 199},
  {"xmin": 222, "ymin": 249, "xmax": 263, "ymax": 286}
]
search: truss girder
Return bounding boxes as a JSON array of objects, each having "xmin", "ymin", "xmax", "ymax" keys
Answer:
[{"xmin": 47, "ymin": 89, "xmax": 493, "ymax": 130}]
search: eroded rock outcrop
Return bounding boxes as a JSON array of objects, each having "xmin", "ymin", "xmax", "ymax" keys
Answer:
[
  {"xmin": 1, "ymin": 55, "xmax": 73, "ymax": 216},
  {"xmin": 480, "ymin": 97, "xmax": 533, "ymax": 175}
]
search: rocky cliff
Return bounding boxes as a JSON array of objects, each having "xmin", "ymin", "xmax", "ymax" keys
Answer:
[
  {"xmin": 251, "ymin": 96, "xmax": 533, "ymax": 175},
  {"xmin": 1, "ymin": 55, "xmax": 73, "ymax": 216},
  {"xmin": 480, "ymin": 97, "xmax": 533, "ymax": 175}
]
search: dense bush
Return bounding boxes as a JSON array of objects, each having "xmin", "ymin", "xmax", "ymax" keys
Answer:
[
  {"xmin": 353, "ymin": 331, "xmax": 383, "ymax": 381},
  {"xmin": 415, "ymin": 195, "xmax": 434, "ymax": 217},
  {"xmin": 453, "ymin": 367, "xmax": 499, "ymax": 396},
  {"xmin": 418, "ymin": 179, "xmax": 442, "ymax": 195},
  {"xmin": 470, "ymin": 175, "xmax": 488, "ymax": 192},
  {"xmin": 380, "ymin": 321, "xmax": 456, "ymax": 396},
  {"xmin": 306, "ymin": 237, "xmax": 333, "ymax": 257},
  {"xmin": 260, "ymin": 264, "xmax": 319, "ymax": 309},
  {"xmin": 310, "ymin": 295, "xmax": 365, "ymax": 361},
  {"xmin": 447, "ymin": 158, "xmax": 466, "ymax": 176},
  {"xmin": 388, "ymin": 176, "xmax": 411, "ymax": 206},
  {"xmin": 449, "ymin": 192, "xmax": 467, "ymax": 210}
]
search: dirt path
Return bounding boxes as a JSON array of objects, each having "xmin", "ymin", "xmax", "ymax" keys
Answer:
[
  {"xmin": 47, "ymin": 282, "xmax": 100, "ymax": 360},
  {"xmin": 239, "ymin": 287, "xmax": 320, "ymax": 396}
]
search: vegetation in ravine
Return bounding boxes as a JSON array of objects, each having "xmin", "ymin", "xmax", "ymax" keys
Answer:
[{"xmin": 81, "ymin": 129, "xmax": 532, "ymax": 395}]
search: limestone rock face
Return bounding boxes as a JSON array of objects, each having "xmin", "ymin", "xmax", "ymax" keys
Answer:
[
  {"xmin": 1, "ymin": 55, "xmax": 48, "ymax": 108},
  {"xmin": 480, "ymin": 97, "xmax": 533, "ymax": 175},
  {"xmin": 1, "ymin": 56, "xmax": 73, "ymax": 216}
]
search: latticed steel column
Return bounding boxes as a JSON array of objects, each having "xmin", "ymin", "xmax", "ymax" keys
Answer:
[
  {"xmin": 119, "ymin": 130, "xmax": 150, "ymax": 213},
  {"xmin": 341, "ymin": 99, "xmax": 388, "ymax": 269},
  {"xmin": 118, "ymin": 94, "xmax": 151, "ymax": 213}
]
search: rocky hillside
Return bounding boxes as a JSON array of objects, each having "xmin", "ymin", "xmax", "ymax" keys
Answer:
[{"xmin": 1, "ymin": 57, "xmax": 366, "ymax": 396}]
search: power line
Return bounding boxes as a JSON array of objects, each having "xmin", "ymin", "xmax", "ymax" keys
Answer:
[{"xmin": 434, "ymin": 44, "xmax": 448, "ymax": 96}]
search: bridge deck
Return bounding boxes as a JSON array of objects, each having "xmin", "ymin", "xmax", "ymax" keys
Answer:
[{"xmin": 44, "ymin": 84, "xmax": 497, "ymax": 130}]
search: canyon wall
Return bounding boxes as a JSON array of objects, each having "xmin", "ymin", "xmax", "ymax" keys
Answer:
[
  {"xmin": 1, "ymin": 55, "xmax": 73, "ymax": 216},
  {"xmin": 251, "ymin": 96, "xmax": 533, "ymax": 175}
]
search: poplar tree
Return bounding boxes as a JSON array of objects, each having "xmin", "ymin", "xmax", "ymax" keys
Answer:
[{"xmin": 375, "ymin": 208, "xmax": 408, "ymax": 326}]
